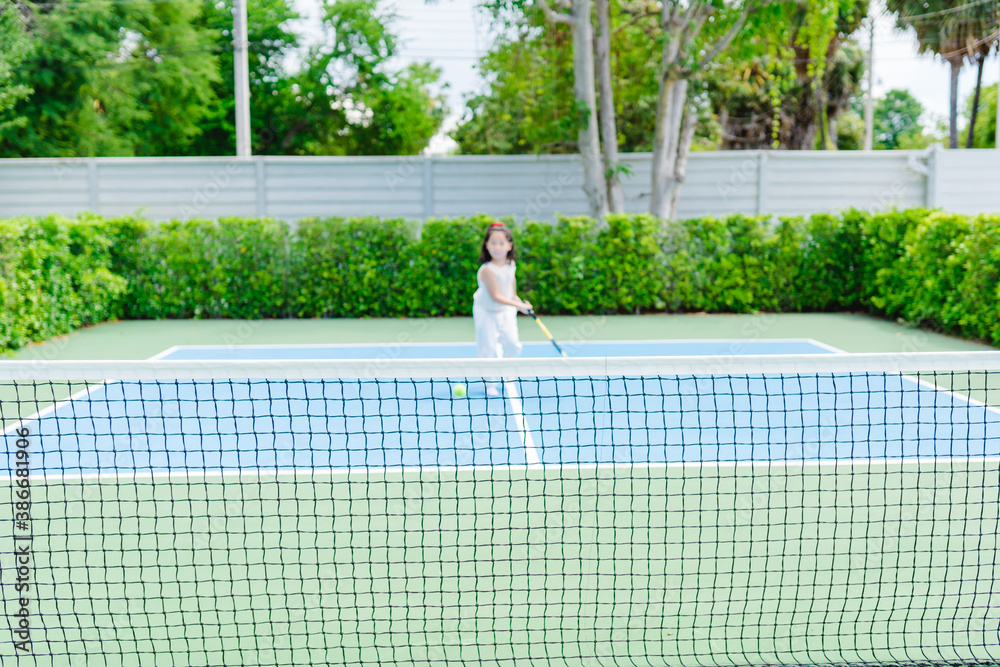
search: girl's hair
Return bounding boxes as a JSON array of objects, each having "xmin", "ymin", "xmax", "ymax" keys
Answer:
[{"xmin": 479, "ymin": 222, "xmax": 516, "ymax": 264}]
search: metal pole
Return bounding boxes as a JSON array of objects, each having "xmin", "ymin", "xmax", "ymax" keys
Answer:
[
  {"xmin": 234, "ymin": 0, "xmax": 252, "ymax": 158},
  {"xmin": 864, "ymin": 15, "xmax": 875, "ymax": 150}
]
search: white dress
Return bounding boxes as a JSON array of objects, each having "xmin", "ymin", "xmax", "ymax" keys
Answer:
[{"xmin": 473, "ymin": 261, "xmax": 523, "ymax": 358}]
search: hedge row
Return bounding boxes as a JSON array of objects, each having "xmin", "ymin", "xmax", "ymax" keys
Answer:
[
  {"xmin": 0, "ymin": 214, "xmax": 128, "ymax": 351},
  {"xmin": 2, "ymin": 209, "xmax": 999, "ymax": 352}
]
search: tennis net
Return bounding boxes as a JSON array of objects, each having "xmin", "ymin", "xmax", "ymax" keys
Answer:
[{"xmin": 2, "ymin": 352, "xmax": 1000, "ymax": 667}]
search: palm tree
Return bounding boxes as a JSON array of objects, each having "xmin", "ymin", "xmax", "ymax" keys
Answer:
[{"xmin": 886, "ymin": 0, "xmax": 999, "ymax": 148}]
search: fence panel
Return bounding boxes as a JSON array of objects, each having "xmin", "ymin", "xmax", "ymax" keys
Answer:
[
  {"xmin": 0, "ymin": 159, "xmax": 92, "ymax": 217},
  {"xmin": 1, "ymin": 150, "xmax": 998, "ymax": 221},
  {"xmin": 761, "ymin": 152, "xmax": 926, "ymax": 217},
  {"xmin": 934, "ymin": 149, "xmax": 1000, "ymax": 215},
  {"xmin": 265, "ymin": 158, "xmax": 425, "ymax": 220},
  {"xmin": 96, "ymin": 159, "xmax": 258, "ymax": 220}
]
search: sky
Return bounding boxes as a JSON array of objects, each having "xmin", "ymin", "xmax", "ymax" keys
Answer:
[{"xmin": 293, "ymin": 0, "xmax": 1000, "ymax": 152}]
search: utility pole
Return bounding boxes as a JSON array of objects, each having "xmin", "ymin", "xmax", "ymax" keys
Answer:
[
  {"xmin": 864, "ymin": 14, "xmax": 875, "ymax": 150},
  {"xmin": 996, "ymin": 9, "xmax": 1000, "ymax": 149},
  {"xmin": 234, "ymin": 0, "xmax": 252, "ymax": 158}
]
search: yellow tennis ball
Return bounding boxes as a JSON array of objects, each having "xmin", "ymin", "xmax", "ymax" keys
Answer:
[{"xmin": 452, "ymin": 383, "xmax": 467, "ymax": 398}]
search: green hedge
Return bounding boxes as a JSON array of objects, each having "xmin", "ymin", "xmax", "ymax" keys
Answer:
[
  {"xmin": 0, "ymin": 214, "xmax": 128, "ymax": 351},
  {"xmin": 2, "ymin": 208, "xmax": 999, "ymax": 353}
]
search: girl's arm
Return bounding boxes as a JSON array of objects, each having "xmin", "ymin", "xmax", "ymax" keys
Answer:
[{"xmin": 479, "ymin": 265, "xmax": 532, "ymax": 312}]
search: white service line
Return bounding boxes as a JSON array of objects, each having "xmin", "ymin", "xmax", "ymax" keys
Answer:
[
  {"xmin": 1, "ymin": 381, "xmax": 109, "ymax": 437},
  {"xmin": 502, "ymin": 380, "xmax": 542, "ymax": 467}
]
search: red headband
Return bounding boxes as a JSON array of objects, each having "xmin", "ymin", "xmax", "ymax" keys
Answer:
[{"xmin": 491, "ymin": 222, "xmax": 504, "ymax": 227}]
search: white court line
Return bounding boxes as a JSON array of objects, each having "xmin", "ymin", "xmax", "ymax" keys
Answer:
[
  {"xmin": 5, "ymin": 455, "xmax": 1000, "ymax": 484},
  {"xmin": 161, "ymin": 338, "xmax": 835, "ymax": 352},
  {"xmin": 808, "ymin": 340, "xmax": 1000, "ymax": 414},
  {"xmin": 806, "ymin": 339, "xmax": 847, "ymax": 354},
  {"xmin": 147, "ymin": 345, "xmax": 181, "ymax": 360},
  {"xmin": 904, "ymin": 373, "xmax": 1000, "ymax": 417},
  {"xmin": 502, "ymin": 380, "xmax": 542, "ymax": 467},
  {"xmin": 1, "ymin": 382, "xmax": 109, "ymax": 437}
]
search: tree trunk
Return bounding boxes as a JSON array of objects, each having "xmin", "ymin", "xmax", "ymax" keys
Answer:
[
  {"xmin": 967, "ymin": 53, "xmax": 985, "ymax": 149},
  {"xmin": 668, "ymin": 101, "xmax": 698, "ymax": 219},
  {"xmin": 572, "ymin": 0, "xmax": 608, "ymax": 220},
  {"xmin": 594, "ymin": 0, "xmax": 623, "ymax": 213},
  {"xmin": 948, "ymin": 56, "xmax": 961, "ymax": 149},
  {"xmin": 815, "ymin": 82, "xmax": 829, "ymax": 150},
  {"xmin": 651, "ymin": 76, "xmax": 687, "ymax": 218}
]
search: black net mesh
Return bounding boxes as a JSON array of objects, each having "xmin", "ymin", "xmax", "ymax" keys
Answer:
[{"xmin": 2, "ymin": 362, "xmax": 999, "ymax": 666}]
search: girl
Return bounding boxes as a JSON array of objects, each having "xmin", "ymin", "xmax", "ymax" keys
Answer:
[{"xmin": 473, "ymin": 223, "xmax": 532, "ymax": 393}]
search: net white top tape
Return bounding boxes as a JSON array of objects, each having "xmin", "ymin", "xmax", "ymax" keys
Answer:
[{"xmin": 1, "ymin": 352, "xmax": 1000, "ymax": 381}]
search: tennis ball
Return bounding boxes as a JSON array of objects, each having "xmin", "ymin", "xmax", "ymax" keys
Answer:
[{"xmin": 451, "ymin": 383, "xmax": 467, "ymax": 398}]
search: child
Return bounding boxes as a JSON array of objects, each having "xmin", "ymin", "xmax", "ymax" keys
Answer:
[{"xmin": 473, "ymin": 222, "xmax": 532, "ymax": 394}]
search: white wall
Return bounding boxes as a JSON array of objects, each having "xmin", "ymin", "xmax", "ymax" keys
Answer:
[{"xmin": 0, "ymin": 148, "xmax": 992, "ymax": 222}]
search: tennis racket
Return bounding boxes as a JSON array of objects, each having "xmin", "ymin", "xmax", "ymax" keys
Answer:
[{"xmin": 527, "ymin": 309, "xmax": 567, "ymax": 357}]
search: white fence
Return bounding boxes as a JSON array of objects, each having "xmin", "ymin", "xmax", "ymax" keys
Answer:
[{"xmin": 1, "ymin": 147, "xmax": 998, "ymax": 221}]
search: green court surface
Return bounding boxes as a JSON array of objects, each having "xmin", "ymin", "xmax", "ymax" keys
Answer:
[
  {"xmin": 6, "ymin": 312, "xmax": 997, "ymax": 362},
  {"xmin": 4, "ymin": 464, "xmax": 998, "ymax": 666}
]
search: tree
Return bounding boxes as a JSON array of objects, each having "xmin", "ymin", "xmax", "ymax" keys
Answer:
[
  {"xmin": 189, "ymin": 0, "xmax": 302, "ymax": 156},
  {"xmin": 471, "ymin": 0, "xmax": 864, "ymax": 217},
  {"xmin": 274, "ymin": 0, "xmax": 446, "ymax": 155},
  {"xmin": 872, "ymin": 88, "xmax": 923, "ymax": 149},
  {"xmin": 708, "ymin": 39, "xmax": 866, "ymax": 150},
  {"xmin": 0, "ymin": 0, "xmax": 220, "ymax": 157},
  {"xmin": 1, "ymin": 0, "xmax": 443, "ymax": 157},
  {"xmin": 835, "ymin": 109, "xmax": 864, "ymax": 149},
  {"xmin": 964, "ymin": 82, "xmax": 997, "ymax": 148},
  {"xmin": 964, "ymin": 46, "xmax": 991, "ymax": 148},
  {"xmin": 474, "ymin": 0, "xmax": 677, "ymax": 218},
  {"xmin": 454, "ymin": 5, "xmax": 663, "ymax": 155},
  {"xmin": 594, "ymin": 0, "xmax": 623, "ymax": 210},
  {"xmin": 453, "ymin": 26, "xmax": 577, "ymax": 154},
  {"xmin": 887, "ymin": 0, "xmax": 998, "ymax": 149},
  {"xmin": 648, "ymin": 0, "xmax": 828, "ymax": 216},
  {"xmin": 0, "ymin": 4, "xmax": 31, "ymax": 138},
  {"xmin": 566, "ymin": 0, "xmax": 863, "ymax": 217},
  {"xmin": 536, "ymin": 0, "xmax": 607, "ymax": 218}
]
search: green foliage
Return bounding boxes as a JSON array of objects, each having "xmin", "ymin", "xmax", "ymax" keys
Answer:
[
  {"xmin": 854, "ymin": 91, "xmax": 947, "ymax": 149},
  {"xmin": 2, "ymin": 0, "xmax": 443, "ymax": 157},
  {"xmin": 596, "ymin": 214, "xmax": 665, "ymax": 313},
  {"xmin": 515, "ymin": 216, "xmax": 613, "ymax": 314},
  {"xmin": 887, "ymin": 0, "xmax": 997, "ymax": 147},
  {"xmin": 835, "ymin": 110, "xmax": 864, "ymax": 150},
  {"xmin": 707, "ymin": 36, "xmax": 867, "ymax": 150},
  {"xmin": 947, "ymin": 214, "xmax": 1000, "ymax": 343},
  {"xmin": 862, "ymin": 88, "xmax": 925, "ymax": 150},
  {"xmin": 0, "ymin": 215, "xmax": 127, "ymax": 351},
  {"xmin": 874, "ymin": 211, "xmax": 973, "ymax": 328},
  {"xmin": 0, "ymin": 5, "xmax": 32, "ymax": 137},
  {"xmin": 5, "ymin": 208, "xmax": 1000, "ymax": 353},
  {"xmin": 674, "ymin": 214, "xmax": 772, "ymax": 312},
  {"xmin": 964, "ymin": 83, "xmax": 997, "ymax": 149},
  {"xmin": 776, "ymin": 212, "xmax": 861, "ymax": 311},
  {"xmin": 290, "ymin": 217, "xmax": 417, "ymax": 317},
  {"xmin": 403, "ymin": 217, "xmax": 488, "ymax": 316},
  {"xmin": 128, "ymin": 217, "xmax": 291, "ymax": 319},
  {"xmin": 0, "ymin": 0, "xmax": 220, "ymax": 157},
  {"xmin": 273, "ymin": 0, "xmax": 447, "ymax": 156},
  {"xmin": 453, "ymin": 22, "xmax": 578, "ymax": 154},
  {"xmin": 456, "ymin": 1, "xmax": 728, "ymax": 155},
  {"xmin": 188, "ymin": 0, "xmax": 302, "ymax": 156}
]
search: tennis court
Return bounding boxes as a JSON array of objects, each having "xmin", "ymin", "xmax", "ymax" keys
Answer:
[{"xmin": 2, "ymin": 340, "xmax": 1000, "ymax": 666}]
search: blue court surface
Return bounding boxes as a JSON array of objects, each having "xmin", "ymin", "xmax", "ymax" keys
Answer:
[
  {"xmin": 157, "ymin": 339, "xmax": 838, "ymax": 360},
  {"xmin": 10, "ymin": 340, "xmax": 1000, "ymax": 475}
]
